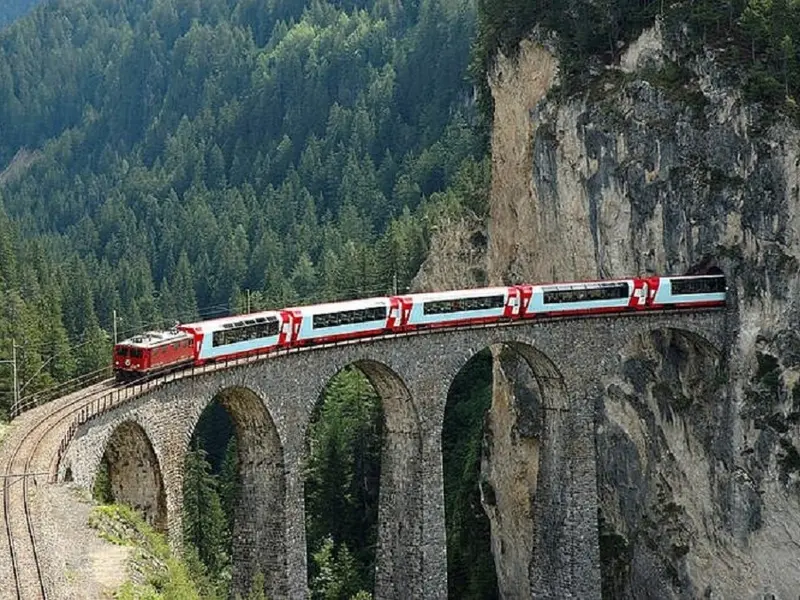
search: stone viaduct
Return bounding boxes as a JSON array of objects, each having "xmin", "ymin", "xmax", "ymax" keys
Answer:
[{"xmin": 58, "ymin": 309, "xmax": 728, "ymax": 599}]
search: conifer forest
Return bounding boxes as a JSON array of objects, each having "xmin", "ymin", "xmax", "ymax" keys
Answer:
[{"xmin": 0, "ymin": 0, "xmax": 493, "ymax": 597}]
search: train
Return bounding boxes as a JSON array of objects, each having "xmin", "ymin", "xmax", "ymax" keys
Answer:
[{"xmin": 112, "ymin": 273, "xmax": 727, "ymax": 382}]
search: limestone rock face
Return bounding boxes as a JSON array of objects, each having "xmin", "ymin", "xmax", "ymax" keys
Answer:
[{"xmin": 483, "ymin": 23, "xmax": 800, "ymax": 599}]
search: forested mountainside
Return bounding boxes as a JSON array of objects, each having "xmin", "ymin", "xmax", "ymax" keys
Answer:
[
  {"xmin": 0, "ymin": 0, "xmax": 486, "ymax": 408},
  {"xmin": 0, "ymin": 0, "xmax": 40, "ymax": 29},
  {"xmin": 0, "ymin": 0, "xmax": 495, "ymax": 597}
]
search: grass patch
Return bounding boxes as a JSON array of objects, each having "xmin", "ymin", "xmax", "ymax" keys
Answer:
[{"xmin": 88, "ymin": 504, "xmax": 203, "ymax": 599}]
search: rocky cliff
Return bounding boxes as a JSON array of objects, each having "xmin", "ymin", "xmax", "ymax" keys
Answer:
[{"xmin": 478, "ymin": 21, "xmax": 800, "ymax": 599}]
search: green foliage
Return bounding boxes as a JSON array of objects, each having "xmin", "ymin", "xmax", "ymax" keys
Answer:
[
  {"xmin": 442, "ymin": 349, "xmax": 498, "ymax": 599},
  {"xmin": 0, "ymin": 0, "xmax": 487, "ymax": 416},
  {"xmin": 92, "ymin": 456, "xmax": 114, "ymax": 504},
  {"xmin": 471, "ymin": 0, "xmax": 658, "ymax": 131},
  {"xmin": 182, "ymin": 444, "xmax": 230, "ymax": 582},
  {"xmin": 310, "ymin": 536, "xmax": 371, "ymax": 600},
  {"xmin": 242, "ymin": 572, "xmax": 268, "ymax": 600},
  {"xmin": 0, "ymin": 0, "xmax": 39, "ymax": 29},
  {"xmin": 472, "ymin": 0, "xmax": 800, "ymax": 126},
  {"xmin": 181, "ymin": 404, "xmax": 237, "ymax": 597},
  {"xmin": 305, "ymin": 367, "xmax": 383, "ymax": 596},
  {"xmin": 88, "ymin": 504, "xmax": 204, "ymax": 599}
]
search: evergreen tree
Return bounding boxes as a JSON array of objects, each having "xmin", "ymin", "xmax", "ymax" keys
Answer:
[
  {"xmin": 219, "ymin": 435, "xmax": 239, "ymax": 533},
  {"xmin": 183, "ymin": 444, "xmax": 229, "ymax": 579}
]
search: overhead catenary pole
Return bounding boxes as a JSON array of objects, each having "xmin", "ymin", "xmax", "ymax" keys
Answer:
[
  {"xmin": 11, "ymin": 339, "xmax": 18, "ymax": 414},
  {"xmin": 1, "ymin": 339, "xmax": 20, "ymax": 416},
  {"xmin": 113, "ymin": 309, "xmax": 118, "ymax": 345}
]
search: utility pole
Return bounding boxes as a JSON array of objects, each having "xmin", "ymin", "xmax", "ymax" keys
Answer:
[
  {"xmin": 392, "ymin": 272, "xmax": 398, "ymax": 296},
  {"xmin": 113, "ymin": 309, "xmax": 118, "ymax": 345},
  {"xmin": 246, "ymin": 289, "xmax": 251, "ymax": 314},
  {"xmin": 1, "ymin": 339, "xmax": 19, "ymax": 416},
  {"xmin": 11, "ymin": 340, "xmax": 17, "ymax": 414}
]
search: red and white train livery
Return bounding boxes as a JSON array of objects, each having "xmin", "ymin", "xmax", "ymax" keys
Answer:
[{"xmin": 113, "ymin": 274, "xmax": 726, "ymax": 381}]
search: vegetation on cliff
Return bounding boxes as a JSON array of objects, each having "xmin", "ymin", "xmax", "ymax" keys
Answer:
[
  {"xmin": 88, "ymin": 504, "xmax": 204, "ymax": 599},
  {"xmin": 472, "ymin": 0, "xmax": 800, "ymax": 128}
]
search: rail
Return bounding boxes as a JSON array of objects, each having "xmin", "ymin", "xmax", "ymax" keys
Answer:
[
  {"xmin": 11, "ymin": 367, "xmax": 112, "ymax": 418},
  {"xmin": 4, "ymin": 380, "xmax": 114, "ymax": 598}
]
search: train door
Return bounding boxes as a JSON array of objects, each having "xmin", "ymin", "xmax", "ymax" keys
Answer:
[
  {"xmin": 503, "ymin": 288, "xmax": 520, "ymax": 318},
  {"xmin": 630, "ymin": 279, "xmax": 649, "ymax": 309},
  {"xmin": 290, "ymin": 310, "xmax": 303, "ymax": 342},
  {"xmin": 400, "ymin": 297, "xmax": 413, "ymax": 328},
  {"xmin": 278, "ymin": 311, "xmax": 293, "ymax": 346},
  {"xmin": 644, "ymin": 277, "xmax": 662, "ymax": 307},
  {"xmin": 516, "ymin": 285, "xmax": 534, "ymax": 318},
  {"xmin": 387, "ymin": 298, "xmax": 401, "ymax": 330}
]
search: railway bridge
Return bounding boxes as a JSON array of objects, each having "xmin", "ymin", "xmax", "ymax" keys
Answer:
[{"xmin": 57, "ymin": 308, "xmax": 729, "ymax": 599}]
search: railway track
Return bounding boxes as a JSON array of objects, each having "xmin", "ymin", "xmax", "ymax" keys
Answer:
[{"xmin": 1, "ymin": 380, "xmax": 114, "ymax": 600}]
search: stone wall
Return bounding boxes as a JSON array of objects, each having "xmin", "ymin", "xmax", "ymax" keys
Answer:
[{"xmin": 61, "ymin": 310, "xmax": 725, "ymax": 599}]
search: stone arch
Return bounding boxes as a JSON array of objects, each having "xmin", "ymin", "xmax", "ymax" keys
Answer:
[
  {"xmin": 354, "ymin": 359, "xmax": 419, "ymax": 438},
  {"xmin": 442, "ymin": 337, "xmax": 571, "ymax": 599},
  {"xmin": 186, "ymin": 385, "xmax": 286, "ymax": 600},
  {"xmin": 102, "ymin": 420, "xmax": 167, "ymax": 530},
  {"xmin": 306, "ymin": 357, "xmax": 420, "ymax": 599},
  {"xmin": 685, "ymin": 256, "xmax": 725, "ymax": 276}
]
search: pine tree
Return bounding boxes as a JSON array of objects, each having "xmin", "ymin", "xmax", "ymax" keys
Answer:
[
  {"xmin": 219, "ymin": 435, "xmax": 239, "ymax": 533},
  {"xmin": 183, "ymin": 444, "xmax": 229, "ymax": 578}
]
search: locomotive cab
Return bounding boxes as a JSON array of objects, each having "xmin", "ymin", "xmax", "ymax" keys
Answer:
[{"xmin": 113, "ymin": 330, "xmax": 195, "ymax": 382}]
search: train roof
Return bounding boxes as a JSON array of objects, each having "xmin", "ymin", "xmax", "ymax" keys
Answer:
[
  {"xmin": 116, "ymin": 329, "xmax": 192, "ymax": 349},
  {"xmin": 285, "ymin": 296, "xmax": 391, "ymax": 315},
  {"xmin": 179, "ymin": 310, "xmax": 283, "ymax": 333},
  {"xmin": 535, "ymin": 279, "xmax": 634, "ymax": 291},
  {"xmin": 405, "ymin": 286, "xmax": 512, "ymax": 301}
]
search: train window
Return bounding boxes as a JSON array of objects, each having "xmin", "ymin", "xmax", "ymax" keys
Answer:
[
  {"xmin": 313, "ymin": 306, "xmax": 387, "ymax": 328},
  {"xmin": 423, "ymin": 295, "xmax": 505, "ymax": 315},
  {"xmin": 131, "ymin": 348, "xmax": 143, "ymax": 358},
  {"xmin": 542, "ymin": 284, "xmax": 629, "ymax": 304},
  {"xmin": 116, "ymin": 347, "xmax": 129, "ymax": 356},
  {"xmin": 671, "ymin": 277, "xmax": 726, "ymax": 295},
  {"xmin": 212, "ymin": 318, "xmax": 279, "ymax": 346}
]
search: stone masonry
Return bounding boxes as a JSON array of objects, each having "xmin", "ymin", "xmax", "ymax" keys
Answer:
[{"xmin": 59, "ymin": 309, "xmax": 727, "ymax": 599}]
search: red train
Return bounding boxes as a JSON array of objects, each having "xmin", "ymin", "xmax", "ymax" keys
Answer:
[{"xmin": 113, "ymin": 274, "xmax": 726, "ymax": 382}]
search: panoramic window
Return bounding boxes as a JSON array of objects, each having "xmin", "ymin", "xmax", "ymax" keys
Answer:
[
  {"xmin": 671, "ymin": 276, "xmax": 726, "ymax": 295},
  {"xmin": 423, "ymin": 295, "xmax": 505, "ymax": 315},
  {"xmin": 542, "ymin": 283, "xmax": 630, "ymax": 304},
  {"xmin": 212, "ymin": 318, "xmax": 280, "ymax": 346},
  {"xmin": 312, "ymin": 306, "xmax": 387, "ymax": 328}
]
